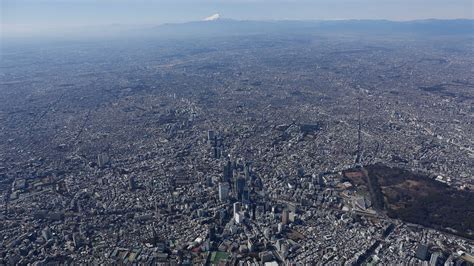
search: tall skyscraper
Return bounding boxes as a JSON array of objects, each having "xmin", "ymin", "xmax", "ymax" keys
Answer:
[
  {"xmin": 97, "ymin": 153, "xmax": 109, "ymax": 168},
  {"xmin": 129, "ymin": 176, "xmax": 136, "ymax": 191},
  {"xmin": 235, "ymin": 177, "xmax": 246, "ymax": 201},
  {"xmin": 282, "ymin": 209, "xmax": 289, "ymax": 225},
  {"xmin": 207, "ymin": 130, "xmax": 215, "ymax": 142},
  {"xmin": 233, "ymin": 202, "xmax": 241, "ymax": 218},
  {"xmin": 244, "ymin": 162, "xmax": 251, "ymax": 180},
  {"xmin": 218, "ymin": 182, "xmax": 229, "ymax": 202},
  {"xmin": 223, "ymin": 160, "xmax": 232, "ymax": 182}
]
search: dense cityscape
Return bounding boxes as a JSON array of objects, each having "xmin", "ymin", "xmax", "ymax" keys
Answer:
[{"xmin": 0, "ymin": 19, "xmax": 473, "ymax": 265}]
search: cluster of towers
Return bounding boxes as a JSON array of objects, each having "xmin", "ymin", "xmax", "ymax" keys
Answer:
[
  {"xmin": 219, "ymin": 159, "xmax": 253, "ymax": 203},
  {"xmin": 208, "ymin": 130, "xmax": 224, "ymax": 159}
]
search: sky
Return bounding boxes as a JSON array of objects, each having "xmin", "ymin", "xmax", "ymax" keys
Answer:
[{"xmin": 1, "ymin": 0, "xmax": 473, "ymax": 37}]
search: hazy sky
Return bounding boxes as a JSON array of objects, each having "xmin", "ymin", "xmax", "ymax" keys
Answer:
[{"xmin": 2, "ymin": 0, "xmax": 473, "ymax": 36}]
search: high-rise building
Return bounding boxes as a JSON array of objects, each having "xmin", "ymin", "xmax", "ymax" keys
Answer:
[
  {"xmin": 287, "ymin": 203, "xmax": 297, "ymax": 213},
  {"xmin": 235, "ymin": 212, "xmax": 244, "ymax": 224},
  {"xmin": 242, "ymin": 188, "xmax": 250, "ymax": 202},
  {"xmin": 207, "ymin": 130, "xmax": 215, "ymax": 141},
  {"xmin": 244, "ymin": 162, "xmax": 251, "ymax": 180},
  {"xmin": 289, "ymin": 212, "xmax": 296, "ymax": 223},
  {"xmin": 208, "ymin": 226, "xmax": 216, "ymax": 242},
  {"xmin": 218, "ymin": 183, "xmax": 229, "ymax": 202},
  {"xmin": 415, "ymin": 244, "xmax": 429, "ymax": 261},
  {"xmin": 282, "ymin": 209, "xmax": 289, "ymax": 225},
  {"xmin": 223, "ymin": 160, "xmax": 232, "ymax": 182},
  {"xmin": 429, "ymin": 252, "xmax": 441, "ymax": 266},
  {"xmin": 235, "ymin": 177, "xmax": 246, "ymax": 201},
  {"xmin": 251, "ymin": 204, "xmax": 256, "ymax": 220},
  {"xmin": 213, "ymin": 147, "xmax": 221, "ymax": 159},
  {"xmin": 206, "ymin": 176, "xmax": 213, "ymax": 187},
  {"xmin": 97, "ymin": 153, "xmax": 109, "ymax": 168},
  {"xmin": 233, "ymin": 202, "xmax": 241, "ymax": 217},
  {"xmin": 264, "ymin": 228, "xmax": 271, "ymax": 239},
  {"xmin": 247, "ymin": 239, "xmax": 254, "ymax": 252},
  {"xmin": 129, "ymin": 176, "xmax": 136, "ymax": 191},
  {"xmin": 41, "ymin": 227, "xmax": 52, "ymax": 241}
]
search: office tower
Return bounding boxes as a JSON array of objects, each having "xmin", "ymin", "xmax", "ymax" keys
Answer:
[
  {"xmin": 97, "ymin": 153, "xmax": 109, "ymax": 168},
  {"xmin": 208, "ymin": 226, "xmax": 216, "ymax": 242},
  {"xmin": 223, "ymin": 160, "xmax": 232, "ymax": 182},
  {"xmin": 244, "ymin": 162, "xmax": 251, "ymax": 180},
  {"xmin": 213, "ymin": 147, "xmax": 221, "ymax": 159},
  {"xmin": 430, "ymin": 252, "xmax": 441, "ymax": 266},
  {"xmin": 289, "ymin": 212, "xmax": 296, "ymax": 223},
  {"xmin": 282, "ymin": 208, "xmax": 289, "ymax": 225},
  {"xmin": 251, "ymin": 204, "xmax": 256, "ymax": 220},
  {"xmin": 235, "ymin": 212, "xmax": 244, "ymax": 224},
  {"xmin": 129, "ymin": 176, "xmax": 136, "ymax": 191},
  {"xmin": 206, "ymin": 176, "xmax": 212, "ymax": 187},
  {"xmin": 287, "ymin": 203, "xmax": 297, "ymax": 213},
  {"xmin": 235, "ymin": 177, "xmax": 246, "ymax": 201},
  {"xmin": 218, "ymin": 182, "xmax": 229, "ymax": 202},
  {"xmin": 233, "ymin": 202, "xmax": 241, "ymax": 217},
  {"xmin": 41, "ymin": 227, "xmax": 52, "ymax": 241},
  {"xmin": 242, "ymin": 188, "xmax": 250, "ymax": 202},
  {"xmin": 207, "ymin": 130, "xmax": 215, "ymax": 141}
]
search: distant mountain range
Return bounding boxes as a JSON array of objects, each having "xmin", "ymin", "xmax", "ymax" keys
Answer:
[
  {"xmin": 3, "ymin": 18, "xmax": 472, "ymax": 42},
  {"xmin": 150, "ymin": 19, "xmax": 474, "ymax": 38}
]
